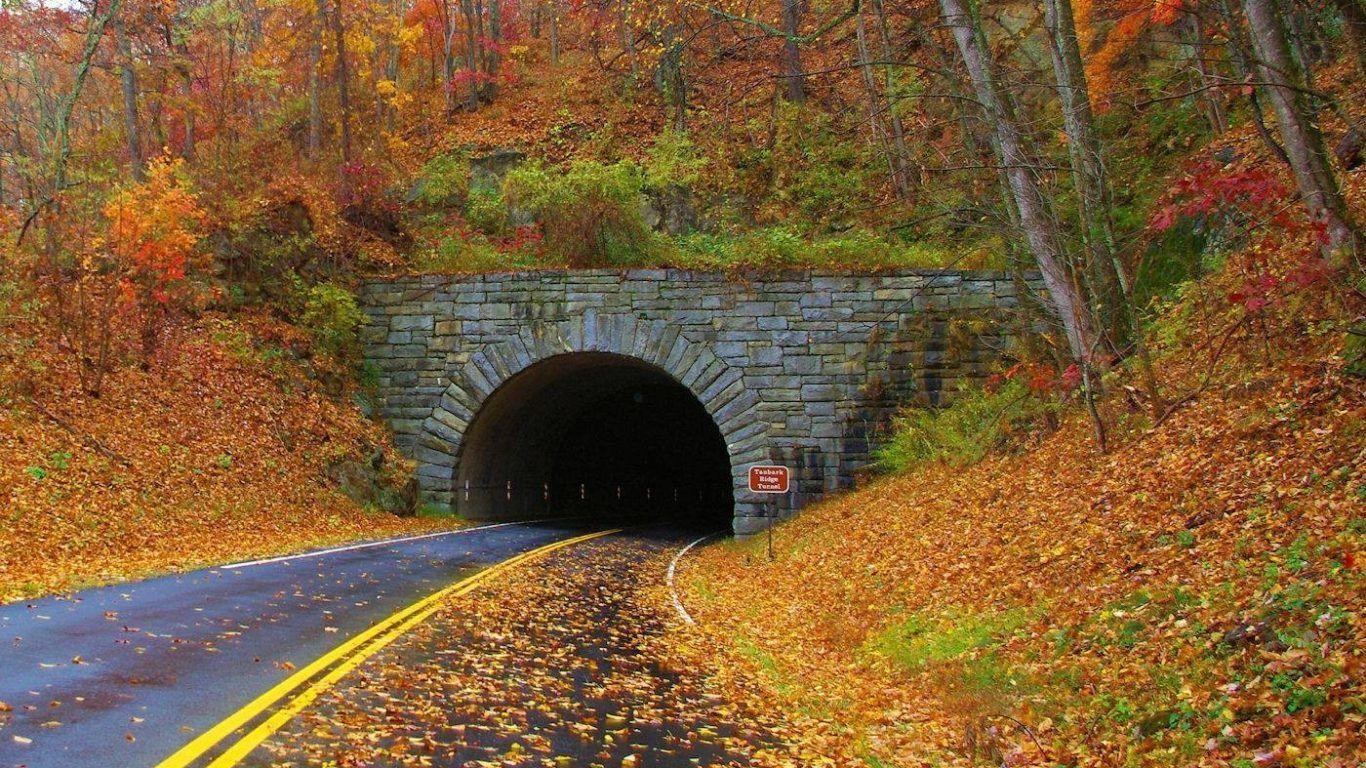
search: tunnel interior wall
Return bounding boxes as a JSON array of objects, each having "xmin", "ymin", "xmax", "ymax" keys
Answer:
[{"xmin": 359, "ymin": 269, "xmax": 1035, "ymax": 534}]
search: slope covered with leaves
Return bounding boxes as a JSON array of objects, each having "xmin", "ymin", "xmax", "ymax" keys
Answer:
[
  {"xmin": 0, "ymin": 310, "xmax": 451, "ymax": 603},
  {"xmin": 675, "ymin": 232, "xmax": 1365, "ymax": 765}
]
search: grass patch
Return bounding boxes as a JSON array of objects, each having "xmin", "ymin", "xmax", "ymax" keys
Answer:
[
  {"xmin": 672, "ymin": 227, "xmax": 989, "ymax": 271},
  {"xmin": 868, "ymin": 606, "xmax": 1032, "ymax": 670},
  {"xmin": 877, "ymin": 379, "xmax": 1055, "ymax": 472},
  {"xmin": 736, "ymin": 637, "xmax": 795, "ymax": 697}
]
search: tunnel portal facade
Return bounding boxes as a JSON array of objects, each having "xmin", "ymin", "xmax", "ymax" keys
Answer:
[{"xmin": 360, "ymin": 269, "xmax": 1030, "ymax": 534}]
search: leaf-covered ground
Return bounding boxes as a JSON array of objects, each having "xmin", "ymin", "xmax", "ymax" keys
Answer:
[
  {"xmin": 258, "ymin": 531, "xmax": 806, "ymax": 767},
  {"xmin": 0, "ymin": 313, "xmax": 452, "ymax": 603},
  {"xmin": 676, "ymin": 348, "xmax": 1364, "ymax": 766}
]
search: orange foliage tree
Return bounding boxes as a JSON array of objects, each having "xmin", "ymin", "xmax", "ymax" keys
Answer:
[
  {"xmin": 1076, "ymin": 0, "xmax": 1184, "ymax": 106},
  {"xmin": 101, "ymin": 157, "xmax": 209, "ymax": 363}
]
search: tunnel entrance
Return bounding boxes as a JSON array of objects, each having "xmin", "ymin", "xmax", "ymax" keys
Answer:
[{"xmin": 453, "ymin": 352, "xmax": 735, "ymax": 527}]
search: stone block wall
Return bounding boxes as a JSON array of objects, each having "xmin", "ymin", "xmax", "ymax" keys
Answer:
[{"xmin": 360, "ymin": 269, "xmax": 1035, "ymax": 533}]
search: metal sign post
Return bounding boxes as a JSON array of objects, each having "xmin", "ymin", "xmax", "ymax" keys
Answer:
[{"xmin": 748, "ymin": 465, "xmax": 790, "ymax": 561}]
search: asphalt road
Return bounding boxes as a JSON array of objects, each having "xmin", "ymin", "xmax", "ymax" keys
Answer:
[
  {"xmin": 251, "ymin": 528, "xmax": 776, "ymax": 768},
  {"xmin": 0, "ymin": 521, "xmax": 592, "ymax": 768}
]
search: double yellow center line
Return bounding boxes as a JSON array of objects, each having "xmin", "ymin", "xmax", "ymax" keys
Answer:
[{"xmin": 156, "ymin": 528, "xmax": 620, "ymax": 768}]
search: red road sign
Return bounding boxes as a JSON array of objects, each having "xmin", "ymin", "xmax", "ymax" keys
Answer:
[{"xmin": 748, "ymin": 465, "xmax": 790, "ymax": 494}]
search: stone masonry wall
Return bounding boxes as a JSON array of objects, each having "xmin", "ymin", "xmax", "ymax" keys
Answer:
[{"xmin": 360, "ymin": 269, "xmax": 1034, "ymax": 534}]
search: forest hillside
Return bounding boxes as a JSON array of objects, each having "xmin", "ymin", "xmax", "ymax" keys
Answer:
[{"xmin": 0, "ymin": 5, "xmax": 1363, "ymax": 761}]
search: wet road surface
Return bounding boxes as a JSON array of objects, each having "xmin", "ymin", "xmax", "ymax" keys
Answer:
[
  {"xmin": 0, "ymin": 522, "xmax": 593, "ymax": 767},
  {"xmin": 253, "ymin": 528, "xmax": 789, "ymax": 768}
]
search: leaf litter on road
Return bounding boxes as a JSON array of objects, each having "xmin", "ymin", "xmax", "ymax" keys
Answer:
[{"xmin": 257, "ymin": 533, "xmax": 806, "ymax": 767}]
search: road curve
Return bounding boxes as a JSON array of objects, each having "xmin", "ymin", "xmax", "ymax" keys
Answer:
[{"xmin": 0, "ymin": 521, "xmax": 595, "ymax": 768}]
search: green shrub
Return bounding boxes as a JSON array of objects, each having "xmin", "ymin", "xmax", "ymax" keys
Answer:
[
  {"xmin": 413, "ymin": 152, "xmax": 470, "ymax": 208},
  {"xmin": 644, "ymin": 128, "xmax": 706, "ymax": 190},
  {"xmin": 465, "ymin": 188, "xmax": 508, "ymax": 235},
  {"xmin": 674, "ymin": 227, "xmax": 961, "ymax": 270},
  {"xmin": 1344, "ymin": 324, "xmax": 1365, "ymax": 378},
  {"xmin": 300, "ymin": 283, "xmax": 366, "ymax": 362},
  {"xmin": 769, "ymin": 102, "xmax": 876, "ymax": 228},
  {"xmin": 503, "ymin": 160, "xmax": 655, "ymax": 267},
  {"xmin": 1133, "ymin": 218, "xmax": 1210, "ymax": 312},
  {"xmin": 419, "ymin": 233, "xmax": 511, "ymax": 272},
  {"xmin": 876, "ymin": 379, "xmax": 1052, "ymax": 472}
]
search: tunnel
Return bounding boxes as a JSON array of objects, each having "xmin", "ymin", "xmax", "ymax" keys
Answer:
[{"xmin": 452, "ymin": 352, "xmax": 735, "ymax": 527}]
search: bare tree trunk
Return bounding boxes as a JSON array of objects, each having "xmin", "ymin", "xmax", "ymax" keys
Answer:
[
  {"xmin": 114, "ymin": 20, "xmax": 146, "ymax": 182},
  {"xmin": 619, "ymin": 0, "xmax": 640, "ymax": 89},
  {"xmin": 1043, "ymin": 0, "xmax": 1161, "ymax": 408},
  {"xmin": 167, "ymin": 3, "xmax": 197, "ymax": 161},
  {"xmin": 549, "ymin": 0, "xmax": 561, "ymax": 66},
  {"xmin": 871, "ymin": 0, "xmax": 912, "ymax": 199},
  {"xmin": 1042, "ymin": 0, "xmax": 1116, "ymax": 321},
  {"xmin": 385, "ymin": 0, "xmax": 401, "ymax": 133},
  {"xmin": 1331, "ymin": 0, "xmax": 1366, "ymax": 75},
  {"xmin": 656, "ymin": 24, "xmax": 687, "ymax": 130},
  {"xmin": 1243, "ymin": 0, "xmax": 1362, "ymax": 261},
  {"xmin": 244, "ymin": 0, "xmax": 266, "ymax": 131},
  {"xmin": 938, "ymin": 0, "xmax": 1096, "ymax": 362},
  {"xmin": 855, "ymin": 11, "xmax": 892, "ymax": 188},
  {"xmin": 332, "ymin": 0, "xmax": 353, "ymax": 161},
  {"xmin": 1186, "ymin": 11, "xmax": 1228, "ymax": 135},
  {"xmin": 1215, "ymin": 0, "xmax": 1290, "ymax": 164},
  {"xmin": 779, "ymin": 0, "xmax": 806, "ymax": 102},
  {"xmin": 484, "ymin": 0, "xmax": 502, "ymax": 101},
  {"xmin": 855, "ymin": 8, "xmax": 910, "ymax": 200},
  {"xmin": 307, "ymin": 0, "xmax": 325, "ymax": 157},
  {"xmin": 180, "ymin": 66, "xmax": 196, "ymax": 159},
  {"xmin": 441, "ymin": 0, "xmax": 458, "ymax": 113},
  {"xmin": 460, "ymin": 0, "xmax": 481, "ymax": 109}
]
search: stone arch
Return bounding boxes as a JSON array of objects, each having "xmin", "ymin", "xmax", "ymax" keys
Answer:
[{"xmin": 412, "ymin": 312, "xmax": 768, "ymax": 529}]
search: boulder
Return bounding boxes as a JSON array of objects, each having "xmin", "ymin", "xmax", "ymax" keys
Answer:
[
  {"xmin": 325, "ymin": 450, "xmax": 419, "ymax": 516},
  {"xmin": 470, "ymin": 148, "xmax": 526, "ymax": 192},
  {"xmin": 642, "ymin": 184, "xmax": 698, "ymax": 235}
]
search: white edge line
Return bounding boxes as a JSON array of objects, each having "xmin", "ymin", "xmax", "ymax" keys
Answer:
[
  {"xmin": 219, "ymin": 521, "xmax": 533, "ymax": 570},
  {"xmin": 668, "ymin": 532, "xmax": 721, "ymax": 626}
]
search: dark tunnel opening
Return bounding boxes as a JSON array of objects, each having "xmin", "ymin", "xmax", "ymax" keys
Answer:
[{"xmin": 453, "ymin": 352, "xmax": 735, "ymax": 528}]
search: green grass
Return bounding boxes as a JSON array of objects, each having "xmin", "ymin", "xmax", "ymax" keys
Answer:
[
  {"xmin": 736, "ymin": 637, "xmax": 797, "ymax": 697},
  {"xmin": 877, "ymin": 379, "xmax": 1054, "ymax": 472},
  {"xmin": 868, "ymin": 606, "xmax": 1031, "ymax": 670}
]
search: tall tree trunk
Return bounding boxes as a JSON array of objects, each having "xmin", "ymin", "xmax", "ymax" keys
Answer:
[
  {"xmin": 484, "ymin": 0, "xmax": 502, "ymax": 100},
  {"xmin": 1331, "ymin": 0, "xmax": 1366, "ymax": 75},
  {"xmin": 779, "ymin": 0, "xmax": 806, "ymax": 102},
  {"xmin": 549, "ymin": 0, "xmax": 561, "ymax": 65},
  {"xmin": 441, "ymin": 0, "xmax": 458, "ymax": 113},
  {"xmin": 938, "ymin": 0, "xmax": 1096, "ymax": 363},
  {"xmin": 1243, "ymin": 0, "xmax": 1362, "ymax": 261},
  {"xmin": 332, "ymin": 0, "xmax": 353, "ymax": 161},
  {"xmin": 1042, "ymin": 0, "xmax": 1116, "ymax": 321},
  {"xmin": 460, "ymin": 0, "xmax": 481, "ymax": 109},
  {"xmin": 384, "ymin": 0, "xmax": 401, "ymax": 132},
  {"xmin": 1043, "ymin": 0, "xmax": 1161, "ymax": 408},
  {"xmin": 242, "ymin": 0, "xmax": 265, "ymax": 131},
  {"xmin": 1215, "ymin": 0, "xmax": 1290, "ymax": 164},
  {"xmin": 114, "ymin": 20, "xmax": 145, "ymax": 182},
  {"xmin": 307, "ymin": 0, "xmax": 325, "ymax": 157},
  {"xmin": 655, "ymin": 24, "xmax": 687, "ymax": 130},
  {"xmin": 855, "ymin": 9, "xmax": 909, "ymax": 200},
  {"xmin": 871, "ymin": 0, "xmax": 912, "ymax": 199},
  {"xmin": 619, "ymin": 0, "xmax": 640, "ymax": 89},
  {"xmin": 1186, "ymin": 11, "xmax": 1228, "ymax": 135},
  {"xmin": 180, "ymin": 66, "xmax": 196, "ymax": 159}
]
